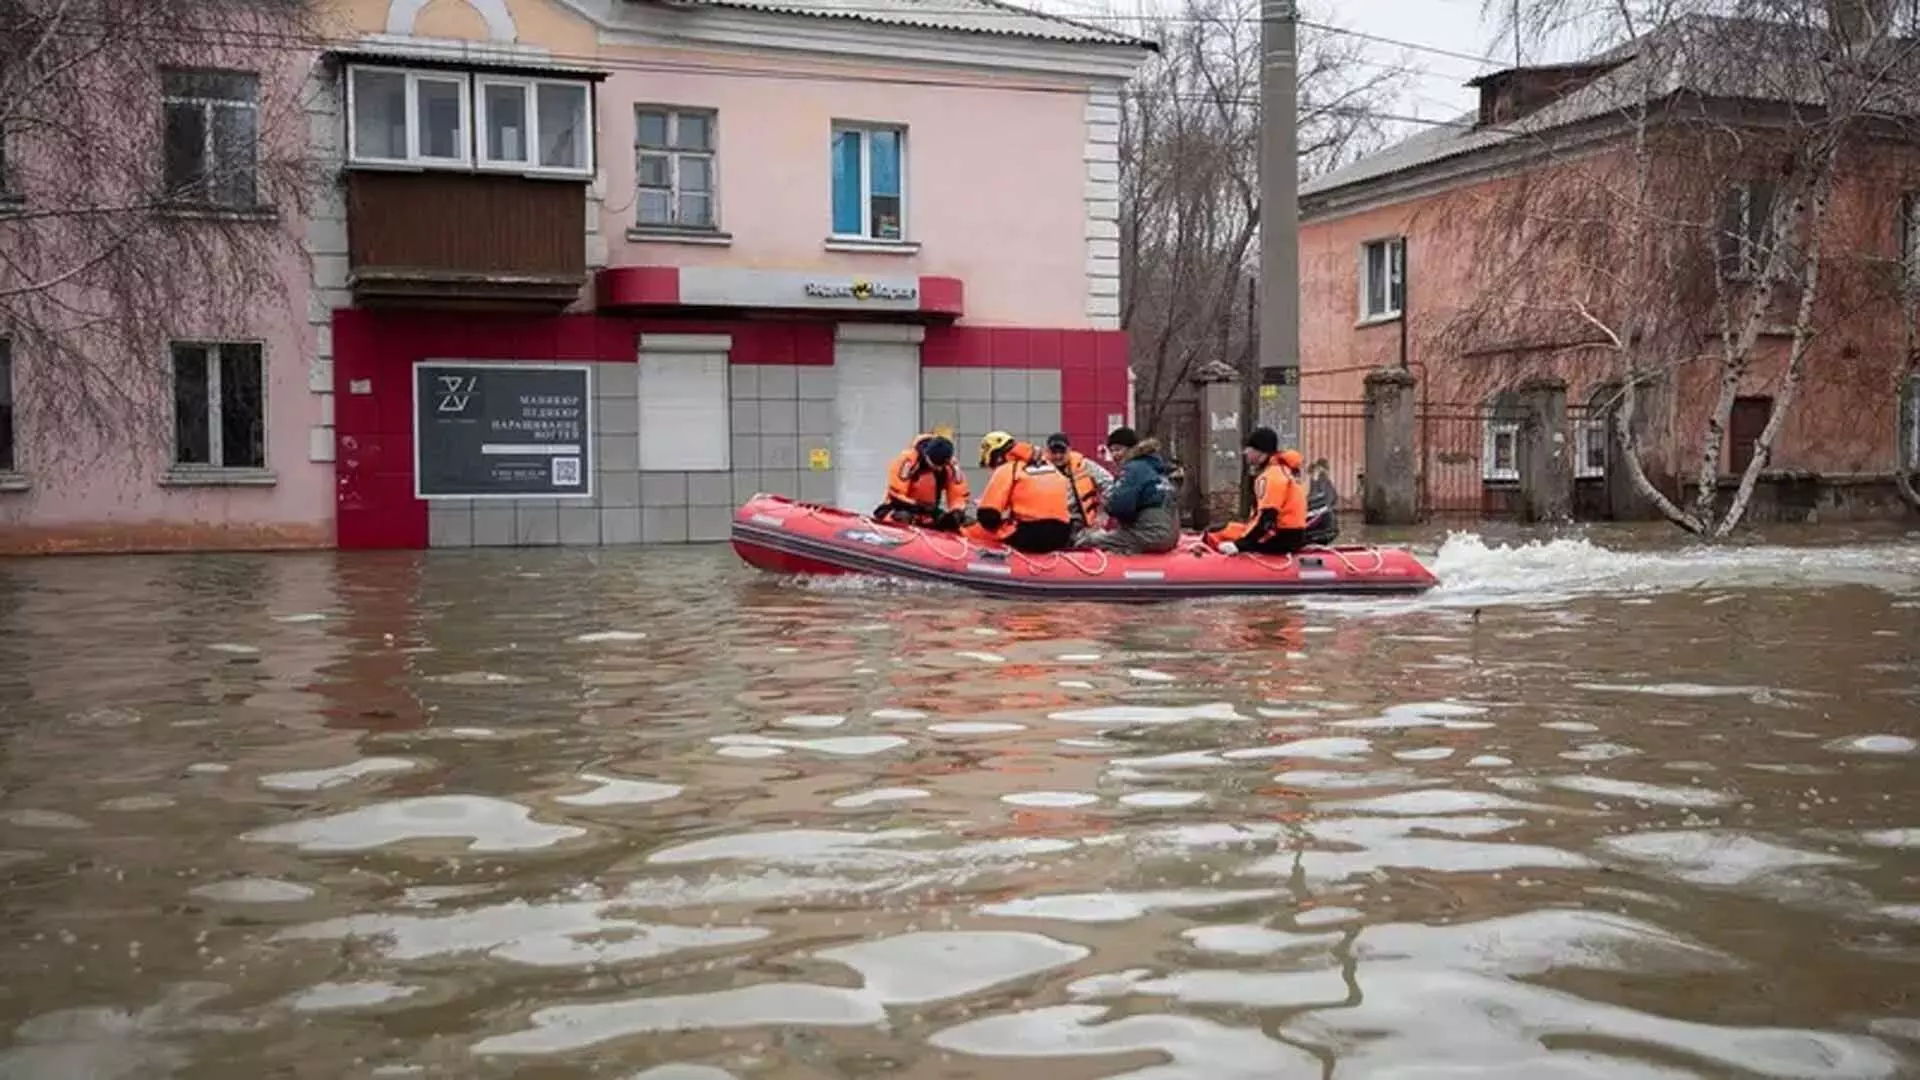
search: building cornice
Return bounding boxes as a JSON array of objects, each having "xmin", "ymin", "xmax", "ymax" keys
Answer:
[
  {"xmin": 1302, "ymin": 93, "xmax": 1920, "ymax": 224},
  {"xmin": 1300, "ymin": 116, "xmax": 1633, "ymax": 225},
  {"xmin": 554, "ymin": 0, "xmax": 1146, "ymax": 84}
]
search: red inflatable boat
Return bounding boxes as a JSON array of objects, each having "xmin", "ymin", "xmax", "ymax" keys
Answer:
[{"xmin": 730, "ymin": 494, "xmax": 1438, "ymax": 601}]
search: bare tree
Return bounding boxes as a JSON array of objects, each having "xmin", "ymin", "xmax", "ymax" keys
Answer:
[
  {"xmin": 1445, "ymin": 0, "xmax": 1920, "ymax": 537},
  {"xmin": 0, "ymin": 0, "xmax": 319, "ymax": 477},
  {"xmin": 1114, "ymin": 0, "xmax": 1396, "ymax": 438}
]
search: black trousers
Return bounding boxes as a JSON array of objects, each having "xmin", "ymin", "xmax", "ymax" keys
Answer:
[
  {"xmin": 1243, "ymin": 528, "xmax": 1308, "ymax": 555},
  {"xmin": 1007, "ymin": 520, "xmax": 1074, "ymax": 554}
]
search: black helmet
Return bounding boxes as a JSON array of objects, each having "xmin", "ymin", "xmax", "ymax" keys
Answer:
[{"xmin": 921, "ymin": 436, "xmax": 954, "ymax": 467}]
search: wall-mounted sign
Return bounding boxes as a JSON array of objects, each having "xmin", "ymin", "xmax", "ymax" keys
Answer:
[
  {"xmin": 1260, "ymin": 384, "xmax": 1279, "ymax": 400},
  {"xmin": 413, "ymin": 361, "xmax": 594, "ymax": 499},
  {"xmin": 802, "ymin": 278, "xmax": 918, "ymax": 303},
  {"xmin": 808, "ymin": 446, "xmax": 832, "ymax": 471}
]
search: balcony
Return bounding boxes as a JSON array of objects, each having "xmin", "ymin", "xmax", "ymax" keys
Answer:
[{"xmin": 346, "ymin": 170, "xmax": 587, "ymax": 311}]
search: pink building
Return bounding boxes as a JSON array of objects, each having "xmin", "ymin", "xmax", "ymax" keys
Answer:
[{"xmin": 0, "ymin": 0, "xmax": 1152, "ymax": 553}]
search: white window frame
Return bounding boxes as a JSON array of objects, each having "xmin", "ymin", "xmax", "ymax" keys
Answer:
[
  {"xmin": 1359, "ymin": 236, "xmax": 1405, "ymax": 322},
  {"xmin": 634, "ymin": 106, "xmax": 719, "ymax": 230},
  {"xmin": 1575, "ymin": 418, "xmax": 1608, "ymax": 479},
  {"xmin": 1722, "ymin": 180, "xmax": 1781, "ymax": 281},
  {"xmin": 159, "ymin": 68, "xmax": 260, "ymax": 208},
  {"xmin": 830, "ymin": 122, "xmax": 908, "ymax": 242},
  {"xmin": 169, "ymin": 340, "xmax": 269, "ymax": 472},
  {"xmin": 637, "ymin": 334, "xmax": 732, "ymax": 472},
  {"xmin": 474, "ymin": 75, "xmax": 595, "ymax": 178},
  {"xmin": 1483, "ymin": 420, "xmax": 1520, "ymax": 483},
  {"xmin": 345, "ymin": 64, "xmax": 473, "ymax": 169}
]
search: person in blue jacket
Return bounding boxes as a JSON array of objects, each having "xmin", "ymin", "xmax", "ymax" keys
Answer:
[{"xmin": 1082, "ymin": 427, "xmax": 1180, "ymax": 554}]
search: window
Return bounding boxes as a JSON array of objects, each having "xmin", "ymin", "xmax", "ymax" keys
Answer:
[
  {"xmin": 1484, "ymin": 422, "xmax": 1519, "ymax": 481},
  {"xmin": 0, "ymin": 119, "xmax": 14, "ymax": 199},
  {"xmin": 161, "ymin": 69, "xmax": 259, "ymax": 208},
  {"xmin": 477, "ymin": 77, "xmax": 592, "ymax": 174},
  {"xmin": 347, "ymin": 65, "xmax": 471, "ymax": 167},
  {"xmin": 0, "ymin": 338, "xmax": 14, "ymax": 472},
  {"xmin": 1360, "ymin": 237, "xmax": 1405, "ymax": 321},
  {"xmin": 637, "ymin": 336, "xmax": 731, "ymax": 471},
  {"xmin": 1728, "ymin": 394, "xmax": 1773, "ymax": 475},
  {"xmin": 172, "ymin": 342, "xmax": 265, "ymax": 470},
  {"xmin": 1905, "ymin": 375, "xmax": 1920, "ymax": 470},
  {"xmin": 1483, "ymin": 389, "xmax": 1522, "ymax": 482},
  {"xmin": 1718, "ymin": 181, "xmax": 1778, "ymax": 280},
  {"xmin": 1575, "ymin": 419, "xmax": 1608, "ymax": 479},
  {"xmin": 830, "ymin": 124, "xmax": 905, "ymax": 241},
  {"xmin": 1575, "ymin": 384, "xmax": 1617, "ymax": 480},
  {"xmin": 1900, "ymin": 191, "xmax": 1918, "ymax": 285},
  {"xmin": 635, "ymin": 107, "xmax": 717, "ymax": 230}
]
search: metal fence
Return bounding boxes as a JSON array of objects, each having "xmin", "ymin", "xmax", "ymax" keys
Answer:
[
  {"xmin": 1417, "ymin": 403, "xmax": 1512, "ymax": 519},
  {"xmin": 1149, "ymin": 397, "xmax": 1623, "ymax": 524},
  {"xmin": 1299, "ymin": 400, "xmax": 1367, "ymax": 512}
]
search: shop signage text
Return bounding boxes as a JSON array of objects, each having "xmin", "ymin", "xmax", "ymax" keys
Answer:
[
  {"xmin": 802, "ymin": 278, "xmax": 918, "ymax": 303},
  {"xmin": 413, "ymin": 361, "xmax": 595, "ymax": 499}
]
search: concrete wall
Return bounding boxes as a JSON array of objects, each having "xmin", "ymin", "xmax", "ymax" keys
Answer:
[
  {"xmin": 596, "ymin": 48, "xmax": 1111, "ymax": 330},
  {"xmin": 336, "ymin": 309, "xmax": 1123, "ymax": 549},
  {"xmin": 0, "ymin": 45, "xmax": 333, "ymax": 556},
  {"xmin": 416, "ymin": 359, "xmax": 1068, "ymax": 548}
]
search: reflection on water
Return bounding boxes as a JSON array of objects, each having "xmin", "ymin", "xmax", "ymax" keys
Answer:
[{"xmin": 1, "ymin": 530, "xmax": 1918, "ymax": 1078}]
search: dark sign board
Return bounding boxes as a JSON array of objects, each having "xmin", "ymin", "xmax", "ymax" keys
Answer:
[{"xmin": 413, "ymin": 361, "xmax": 594, "ymax": 499}]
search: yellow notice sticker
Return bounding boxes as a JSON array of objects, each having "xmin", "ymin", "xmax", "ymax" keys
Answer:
[
  {"xmin": 808, "ymin": 447, "xmax": 832, "ymax": 471},
  {"xmin": 1260, "ymin": 384, "xmax": 1279, "ymax": 399}
]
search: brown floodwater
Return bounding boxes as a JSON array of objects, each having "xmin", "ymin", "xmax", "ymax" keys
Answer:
[{"xmin": 1, "ymin": 528, "xmax": 1918, "ymax": 1079}]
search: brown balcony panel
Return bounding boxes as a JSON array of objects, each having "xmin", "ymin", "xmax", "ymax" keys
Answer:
[{"xmin": 347, "ymin": 170, "xmax": 587, "ymax": 310}]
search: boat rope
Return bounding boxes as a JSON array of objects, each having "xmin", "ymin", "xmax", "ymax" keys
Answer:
[{"xmin": 783, "ymin": 501, "xmax": 1386, "ymax": 581}]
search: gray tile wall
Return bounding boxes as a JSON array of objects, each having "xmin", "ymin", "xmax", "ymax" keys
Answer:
[
  {"xmin": 427, "ymin": 361, "xmax": 856, "ymax": 548},
  {"xmin": 921, "ymin": 367, "xmax": 1063, "ymax": 495}
]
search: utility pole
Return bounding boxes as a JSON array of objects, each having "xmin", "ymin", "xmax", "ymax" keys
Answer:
[{"xmin": 1257, "ymin": 0, "xmax": 1300, "ymax": 447}]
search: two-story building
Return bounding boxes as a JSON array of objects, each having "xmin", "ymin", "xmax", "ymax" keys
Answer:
[
  {"xmin": 1297, "ymin": 13, "xmax": 1920, "ymax": 522},
  {"xmin": 0, "ymin": 0, "xmax": 1152, "ymax": 553}
]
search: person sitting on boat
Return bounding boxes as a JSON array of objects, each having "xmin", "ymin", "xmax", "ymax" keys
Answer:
[
  {"xmin": 1205, "ymin": 427, "xmax": 1308, "ymax": 556},
  {"xmin": 1081, "ymin": 426, "xmax": 1180, "ymax": 554},
  {"xmin": 1041, "ymin": 432, "xmax": 1113, "ymax": 533},
  {"xmin": 1304, "ymin": 457, "xmax": 1339, "ymax": 547},
  {"xmin": 963, "ymin": 431, "xmax": 1075, "ymax": 554},
  {"xmin": 874, "ymin": 433, "xmax": 970, "ymax": 531}
]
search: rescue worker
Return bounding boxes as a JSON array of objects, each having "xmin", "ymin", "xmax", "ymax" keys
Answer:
[
  {"xmin": 1082, "ymin": 426, "xmax": 1179, "ymax": 554},
  {"xmin": 1041, "ymin": 432, "xmax": 1114, "ymax": 532},
  {"xmin": 964, "ymin": 430, "xmax": 1075, "ymax": 553},
  {"xmin": 1204, "ymin": 427, "xmax": 1309, "ymax": 555},
  {"xmin": 874, "ymin": 433, "xmax": 969, "ymax": 530}
]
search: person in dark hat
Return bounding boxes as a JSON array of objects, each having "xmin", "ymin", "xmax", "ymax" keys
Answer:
[
  {"xmin": 1081, "ymin": 426, "xmax": 1180, "ymax": 554},
  {"xmin": 1040, "ymin": 431, "xmax": 1114, "ymax": 533},
  {"xmin": 874, "ymin": 432, "xmax": 969, "ymax": 530},
  {"xmin": 1204, "ymin": 426, "xmax": 1309, "ymax": 554}
]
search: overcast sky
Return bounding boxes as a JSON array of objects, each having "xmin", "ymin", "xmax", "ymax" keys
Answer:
[{"xmin": 1039, "ymin": 0, "xmax": 1600, "ymax": 135}]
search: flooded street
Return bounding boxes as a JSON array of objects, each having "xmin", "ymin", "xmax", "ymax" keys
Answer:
[{"xmin": 2, "ymin": 529, "xmax": 1918, "ymax": 1079}]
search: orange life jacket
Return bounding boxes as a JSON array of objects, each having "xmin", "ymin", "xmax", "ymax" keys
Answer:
[
  {"xmin": 1254, "ymin": 460, "xmax": 1308, "ymax": 530},
  {"xmin": 976, "ymin": 459, "xmax": 1073, "ymax": 529},
  {"xmin": 1208, "ymin": 457, "xmax": 1305, "ymax": 546},
  {"xmin": 885, "ymin": 434, "xmax": 969, "ymax": 513},
  {"xmin": 1066, "ymin": 450, "xmax": 1103, "ymax": 517}
]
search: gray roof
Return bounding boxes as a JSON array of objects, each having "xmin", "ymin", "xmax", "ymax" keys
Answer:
[
  {"xmin": 1303, "ymin": 14, "xmax": 1916, "ymax": 204},
  {"xmin": 649, "ymin": 0, "xmax": 1157, "ymax": 48}
]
